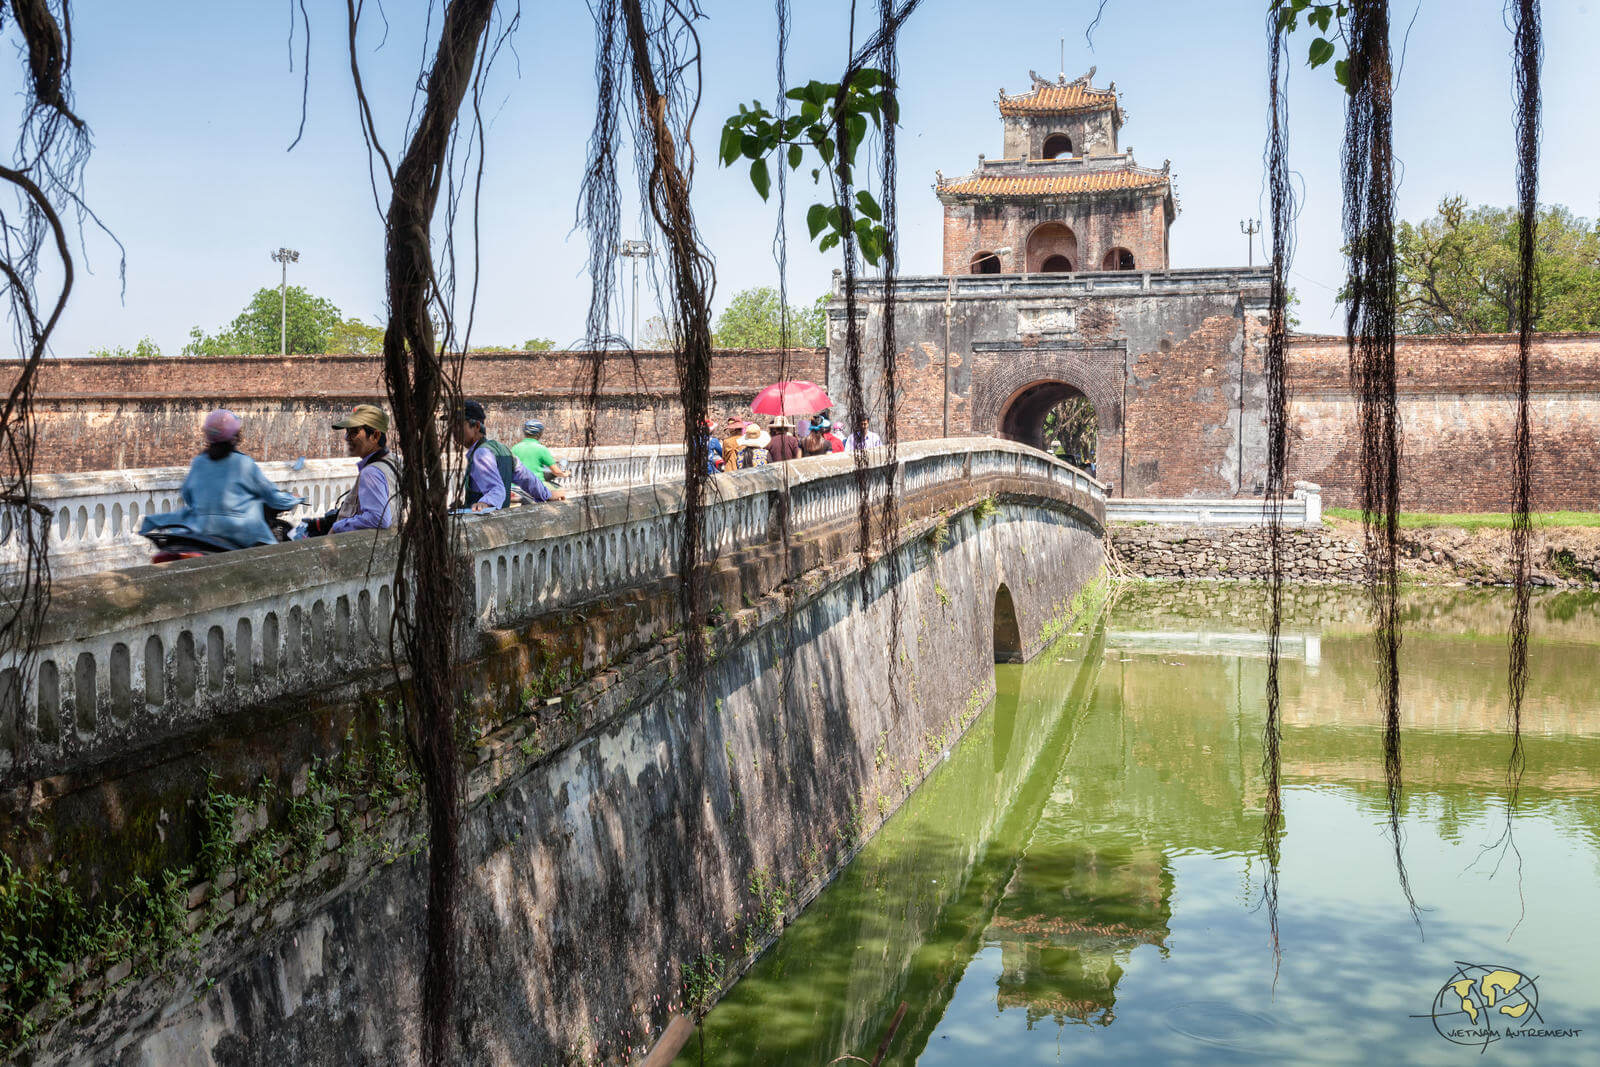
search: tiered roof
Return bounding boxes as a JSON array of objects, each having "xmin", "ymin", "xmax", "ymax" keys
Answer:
[{"xmin": 936, "ymin": 168, "xmax": 1167, "ymax": 198}]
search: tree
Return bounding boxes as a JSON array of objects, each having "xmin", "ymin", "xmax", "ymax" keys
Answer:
[
  {"xmin": 1393, "ymin": 196, "xmax": 1600, "ymax": 334},
  {"xmin": 89, "ymin": 337, "xmax": 162, "ymax": 358},
  {"xmin": 323, "ymin": 316, "xmax": 386, "ymax": 355},
  {"xmin": 182, "ymin": 285, "xmax": 344, "ymax": 355},
  {"xmin": 523, "ymin": 337, "xmax": 556, "ymax": 351},
  {"xmin": 712, "ymin": 286, "xmax": 828, "ymax": 348}
]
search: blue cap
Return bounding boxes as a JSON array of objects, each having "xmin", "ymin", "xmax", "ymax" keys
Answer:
[{"xmin": 524, "ymin": 419, "xmax": 544, "ymax": 436}]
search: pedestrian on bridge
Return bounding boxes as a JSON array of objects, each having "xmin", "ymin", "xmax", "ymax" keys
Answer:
[
  {"xmin": 512, "ymin": 419, "xmax": 568, "ymax": 485},
  {"xmin": 302, "ymin": 404, "xmax": 401, "ymax": 537},
  {"xmin": 448, "ymin": 400, "xmax": 566, "ymax": 511},
  {"xmin": 766, "ymin": 417, "xmax": 801, "ymax": 462}
]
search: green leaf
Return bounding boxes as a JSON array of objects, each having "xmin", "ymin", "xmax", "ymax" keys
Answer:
[
  {"xmin": 806, "ymin": 203, "xmax": 829, "ymax": 240},
  {"xmin": 719, "ymin": 124, "xmax": 742, "ymax": 167},
  {"xmin": 1307, "ymin": 36, "xmax": 1335, "ymax": 68},
  {"xmin": 851, "ymin": 68, "xmax": 884, "ymax": 90},
  {"xmin": 855, "ymin": 189, "xmax": 882, "ymax": 222},
  {"xmin": 846, "ymin": 113, "xmax": 868, "ymax": 156},
  {"xmin": 740, "ymin": 132, "xmax": 761, "ymax": 160},
  {"xmin": 788, "ymin": 143, "xmax": 804, "ymax": 170},
  {"xmin": 750, "ymin": 158, "xmax": 771, "ymax": 201},
  {"xmin": 818, "ymin": 232, "xmax": 841, "ymax": 253},
  {"xmin": 1334, "ymin": 57, "xmax": 1350, "ymax": 88},
  {"xmin": 1308, "ymin": 5, "xmax": 1332, "ymax": 31},
  {"xmin": 817, "ymin": 138, "xmax": 835, "ymax": 166}
]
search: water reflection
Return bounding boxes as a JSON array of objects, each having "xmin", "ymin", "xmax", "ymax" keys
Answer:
[{"xmin": 684, "ymin": 586, "xmax": 1600, "ymax": 1065}]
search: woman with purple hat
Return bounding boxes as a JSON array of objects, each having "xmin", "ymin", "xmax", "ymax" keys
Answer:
[{"xmin": 139, "ymin": 409, "xmax": 303, "ymax": 549}]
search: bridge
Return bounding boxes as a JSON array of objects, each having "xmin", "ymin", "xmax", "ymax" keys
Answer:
[{"xmin": 0, "ymin": 438, "xmax": 1106, "ymax": 1064}]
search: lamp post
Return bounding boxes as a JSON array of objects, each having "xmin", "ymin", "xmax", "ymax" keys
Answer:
[
  {"xmin": 620, "ymin": 239, "xmax": 653, "ymax": 348},
  {"xmin": 271, "ymin": 247, "xmax": 300, "ymax": 355},
  {"xmin": 1239, "ymin": 220, "xmax": 1260, "ymax": 269}
]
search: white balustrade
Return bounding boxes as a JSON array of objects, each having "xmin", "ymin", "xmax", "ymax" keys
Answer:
[
  {"xmin": 0, "ymin": 438, "xmax": 1102, "ymax": 779},
  {"xmin": 0, "ymin": 446, "xmax": 689, "ymax": 580}
]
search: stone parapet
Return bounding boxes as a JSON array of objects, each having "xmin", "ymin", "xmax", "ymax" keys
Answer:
[{"xmin": 0, "ymin": 438, "xmax": 1103, "ymax": 785}]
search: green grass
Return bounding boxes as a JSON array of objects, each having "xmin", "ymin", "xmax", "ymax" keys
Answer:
[{"xmin": 1324, "ymin": 507, "xmax": 1600, "ymax": 532}]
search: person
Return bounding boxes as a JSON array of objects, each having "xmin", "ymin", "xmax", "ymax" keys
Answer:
[
  {"xmin": 800, "ymin": 420, "xmax": 833, "ymax": 457},
  {"xmin": 737, "ymin": 422, "xmax": 770, "ymax": 468},
  {"xmin": 703, "ymin": 418, "xmax": 725, "ymax": 474},
  {"xmin": 766, "ymin": 416, "xmax": 801, "ymax": 462},
  {"xmin": 448, "ymin": 400, "xmax": 566, "ymax": 511},
  {"xmin": 139, "ymin": 409, "xmax": 303, "ymax": 549},
  {"xmin": 720, "ymin": 417, "xmax": 747, "ymax": 472},
  {"xmin": 843, "ymin": 415, "xmax": 883, "ymax": 452},
  {"xmin": 511, "ymin": 419, "xmax": 568, "ymax": 484},
  {"xmin": 813, "ymin": 414, "xmax": 845, "ymax": 454},
  {"xmin": 303, "ymin": 404, "xmax": 402, "ymax": 537}
]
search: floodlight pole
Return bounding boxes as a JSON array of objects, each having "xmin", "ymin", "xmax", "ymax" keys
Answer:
[
  {"xmin": 620, "ymin": 239, "xmax": 654, "ymax": 348},
  {"xmin": 271, "ymin": 247, "xmax": 300, "ymax": 355},
  {"xmin": 1239, "ymin": 220, "xmax": 1260, "ymax": 269}
]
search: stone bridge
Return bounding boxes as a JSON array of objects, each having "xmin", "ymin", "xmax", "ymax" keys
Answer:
[{"xmin": 0, "ymin": 438, "xmax": 1106, "ymax": 1064}]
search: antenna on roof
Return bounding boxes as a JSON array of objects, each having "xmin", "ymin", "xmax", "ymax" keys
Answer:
[{"xmin": 1059, "ymin": 38, "xmax": 1065, "ymax": 81}]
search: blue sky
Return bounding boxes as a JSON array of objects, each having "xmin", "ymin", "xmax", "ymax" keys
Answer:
[{"xmin": 16, "ymin": 0, "xmax": 1600, "ymax": 356}]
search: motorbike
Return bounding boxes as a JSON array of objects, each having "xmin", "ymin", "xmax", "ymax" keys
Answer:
[{"xmin": 141, "ymin": 505, "xmax": 296, "ymax": 564}]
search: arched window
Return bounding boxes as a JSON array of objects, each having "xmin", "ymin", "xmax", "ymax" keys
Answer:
[
  {"xmin": 970, "ymin": 251, "xmax": 1002, "ymax": 274},
  {"xmin": 1025, "ymin": 221, "xmax": 1078, "ymax": 273},
  {"xmin": 1041, "ymin": 133, "xmax": 1073, "ymax": 159},
  {"xmin": 1101, "ymin": 247, "xmax": 1136, "ymax": 271}
]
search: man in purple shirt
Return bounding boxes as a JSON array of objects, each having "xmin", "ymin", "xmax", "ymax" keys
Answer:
[
  {"xmin": 306, "ymin": 404, "xmax": 402, "ymax": 536},
  {"xmin": 449, "ymin": 399, "xmax": 566, "ymax": 511}
]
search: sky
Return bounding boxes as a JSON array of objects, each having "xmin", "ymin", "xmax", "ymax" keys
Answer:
[{"xmin": 13, "ymin": 0, "xmax": 1600, "ymax": 357}]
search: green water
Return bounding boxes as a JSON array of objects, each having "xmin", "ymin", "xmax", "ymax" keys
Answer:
[{"xmin": 681, "ymin": 585, "xmax": 1600, "ymax": 1065}]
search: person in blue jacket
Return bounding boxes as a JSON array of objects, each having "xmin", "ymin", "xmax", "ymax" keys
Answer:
[{"xmin": 140, "ymin": 409, "xmax": 303, "ymax": 549}]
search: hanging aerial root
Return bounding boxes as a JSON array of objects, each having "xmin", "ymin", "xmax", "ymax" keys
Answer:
[
  {"xmin": 1341, "ymin": 0, "xmax": 1419, "ymax": 926},
  {"xmin": 1261, "ymin": 3, "xmax": 1296, "ymax": 975}
]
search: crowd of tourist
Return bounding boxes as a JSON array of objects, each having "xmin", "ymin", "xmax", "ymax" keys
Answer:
[
  {"xmin": 143, "ymin": 399, "xmax": 883, "ymax": 554},
  {"xmin": 707, "ymin": 411, "xmax": 880, "ymax": 474}
]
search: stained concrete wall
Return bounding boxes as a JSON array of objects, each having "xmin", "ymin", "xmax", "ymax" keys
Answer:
[{"xmin": 4, "ymin": 447, "xmax": 1104, "ymax": 1064}]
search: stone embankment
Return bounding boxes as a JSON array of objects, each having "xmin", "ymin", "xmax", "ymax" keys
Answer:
[{"xmin": 1111, "ymin": 521, "xmax": 1600, "ymax": 587}]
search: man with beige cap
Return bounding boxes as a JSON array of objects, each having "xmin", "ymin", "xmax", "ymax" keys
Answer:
[{"xmin": 304, "ymin": 404, "xmax": 403, "ymax": 536}]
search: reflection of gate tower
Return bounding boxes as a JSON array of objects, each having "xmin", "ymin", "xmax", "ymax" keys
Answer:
[{"xmin": 936, "ymin": 70, "xmax": 1177, "ymax": 276}]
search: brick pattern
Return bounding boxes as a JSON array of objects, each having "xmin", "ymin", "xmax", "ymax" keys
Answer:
[
  {"xmin": 8, "ymin": 349, "xmax": 824, "ymax": 471},
  {"xmin": 1285, "ymin": 334, "xmax": 1600, "ymax": 511},
  {"xmin": 940, "ymin": 195, "xmax": 1167, "ymax": 275}
]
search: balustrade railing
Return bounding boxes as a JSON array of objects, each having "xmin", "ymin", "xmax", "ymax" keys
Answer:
[
  {"xmin": 0, "ymin": 439, "xmax": 1102, "ymax": 780},
  {"xmin": 0, "ymin": 446, "xmax": 687, "ymax": 580}
]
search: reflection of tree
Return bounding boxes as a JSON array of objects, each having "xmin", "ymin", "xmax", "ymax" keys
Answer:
[{"xmin": 989, "ymin": 840, "xmax": 1172, "ymax": 1027}]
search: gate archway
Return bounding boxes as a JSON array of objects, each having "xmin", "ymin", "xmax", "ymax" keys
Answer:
[{"xmin": 997, "ymin": 381, "xmax": 1098, "ymax": 469}]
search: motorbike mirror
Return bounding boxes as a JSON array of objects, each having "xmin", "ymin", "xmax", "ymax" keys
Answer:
[{"xmin": 291, "ymin": 457, "xmax": 306, "ymax": 471}]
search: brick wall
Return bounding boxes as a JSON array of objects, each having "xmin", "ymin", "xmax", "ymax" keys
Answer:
[
  {"xmin": 1286, "ymin": 334, "xmax": 1600, "ymax": 511},
  {"xmin": 940, "ymin": 194, "xmax": 1167, "ymax": 275},
  {"xmin": 8, "ymin": 349, "xmax": 824, "ymax": 471}
]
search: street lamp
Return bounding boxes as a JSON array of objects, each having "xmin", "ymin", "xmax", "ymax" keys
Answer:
[
  {"xmin": 271, "ymin": 247, "xmax": 300, "ymax": 356},
  {"xmin": 1239, "ymin": 220, "xmax": 1260, "ymax": 269},
  {"xmin": 620, "ymin": 239, "xmax": 654, "ymax": 348}
]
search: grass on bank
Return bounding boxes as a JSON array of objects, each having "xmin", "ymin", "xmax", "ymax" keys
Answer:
[{"xmin": 1323, "ymin": 507, "xmax": 1600, "ymax": 532}]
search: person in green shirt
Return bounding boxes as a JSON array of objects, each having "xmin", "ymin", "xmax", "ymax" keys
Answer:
[{"xmin": 511, "ymin": 419, "xmax": 568, "ymax": 485}]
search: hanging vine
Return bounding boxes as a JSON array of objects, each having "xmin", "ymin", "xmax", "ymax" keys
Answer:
[
  {"xmin": 1261, "ymin": 2, "xmax": 1296, "ymax": 974},
  {"xmin": 582, "ymin": 0, "xmax": 719, "ymax": 704},
  {"xmin": 1339, "ymin": 0, "xmax": 1418, "ymax": 921},
  {"xmin": 0, "ymin": 0, "xmax": 123, "ymax": 782},
  {"xmin": 341, "ymin": 2, "xmax": 510, "ymax": 1061}
]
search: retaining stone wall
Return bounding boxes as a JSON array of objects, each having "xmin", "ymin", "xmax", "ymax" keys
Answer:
[{"xmin": 1111, "ymin": 521, "xmax": 1600, "ymax": 588}]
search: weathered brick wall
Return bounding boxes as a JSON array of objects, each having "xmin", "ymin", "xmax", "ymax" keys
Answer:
[
  {"xmin": 940, "ymin": 194, "xmax": 1167, "ymax": 275},
  {"xmin": 1001, "ymin": 111, "xmax": 1117, "ymax": 158},
  {"xmin": 1286, "ymin": 334, "xmax": 1600, "ymax": 511},
  {"xmin": 10, "ymin": 349, "xmax": 824, "ymax": 471}
]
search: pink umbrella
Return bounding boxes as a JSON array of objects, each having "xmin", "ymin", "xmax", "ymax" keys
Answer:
[{"xmin": 751, "ymin": 380, "xmax": 834, "ymax": 416}]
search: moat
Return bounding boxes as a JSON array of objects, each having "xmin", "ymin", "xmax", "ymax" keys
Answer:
[{"xmin": 682, "ymin": 584, "xmax": 1600, "ymax": 1065}]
